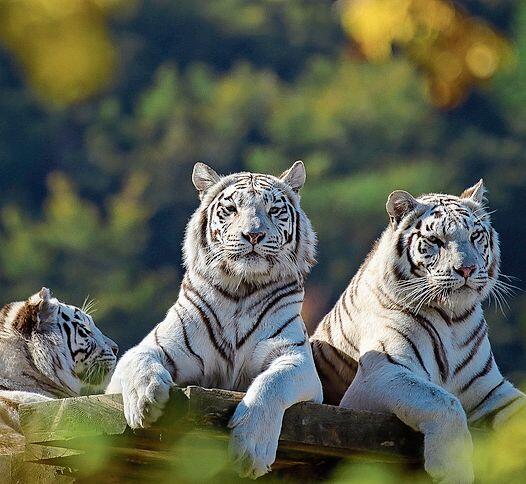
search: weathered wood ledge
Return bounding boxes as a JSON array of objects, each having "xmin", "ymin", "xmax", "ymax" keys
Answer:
[{"xmin": 18, "ymin": 386, "xmax": 424, "ymax": 480}]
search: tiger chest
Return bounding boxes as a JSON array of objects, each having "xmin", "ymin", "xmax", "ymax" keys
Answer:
[{"xmin": 196, "ymin": 309, "xmax": 270, "ymax": 392}]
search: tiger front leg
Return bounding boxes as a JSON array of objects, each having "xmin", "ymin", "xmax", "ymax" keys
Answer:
[
  {"xmin": 341, "ymin": 352, "xmax": 474, "ymax": 484},
  {"xmin": 228, "ymin": 344, "xmax": 323, "ymax": 479},
  {"xmin": 106, "ymin": 344, "xmax": 174, "ymax": 428}
]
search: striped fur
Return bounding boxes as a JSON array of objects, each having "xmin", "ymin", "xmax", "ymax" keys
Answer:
[
  {"xmin": 107, "ymin": 161, "xmax": 322, "ymax": 479},
  {"xmin": 311, "ymin": 180, "xmax": 526, "ymax": 484},
  {"xmin": 0, "ymin": 288, "xmax": 118, "ymax": 455}
]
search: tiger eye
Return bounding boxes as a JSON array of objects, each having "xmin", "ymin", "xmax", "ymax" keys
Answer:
[{"xmin": 428, "ymin": 236, "xmax": 444, "ymax": 247}]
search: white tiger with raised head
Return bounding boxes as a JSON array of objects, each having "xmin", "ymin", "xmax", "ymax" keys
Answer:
[
  {"xmin": 311, "ymin": 180, "xmax": 526, "ymax": 484},
  {"xmin": 107, "ymin": 161, "xmax": 322, "ymax": 479},
  {"xmin": 0, "ymin": 287, "xmax": 118, "ymax": 454}
]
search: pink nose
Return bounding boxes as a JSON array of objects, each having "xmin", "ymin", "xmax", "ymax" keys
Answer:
[
  {"xmin": 455, "ymin": 265, "xmax": 476, "ymax": 279},
  {"xmin": 242, "ymin": 231, "xmax": 266, "ymax": 245}
]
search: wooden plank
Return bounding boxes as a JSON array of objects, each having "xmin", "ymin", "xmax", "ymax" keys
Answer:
[
  {"xmin": 19, "ymin": 386, "xmax": 423, "ymax": 463},
  {"xmin": 19, "ymin": 393, "xmax": 127, "ymax": 443},
  {"xmin": 182, "ymin": 386, "xmax": 423, "ymax": 462}
]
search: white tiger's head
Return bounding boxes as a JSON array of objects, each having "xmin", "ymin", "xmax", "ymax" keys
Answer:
[
  {"xmin": 385, "ymin": 180, "xmax": 501, "ymax": 312},
  {"xmin": 184, "ymin": 161, "xmax": 316, "ymax": 290},
  {"xmin": 0, "ymin": 288, "xmax": 118, "ymax": 395}
]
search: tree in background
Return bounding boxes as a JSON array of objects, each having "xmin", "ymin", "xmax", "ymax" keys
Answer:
[{"xmin": 0, "ymin": 0, "xmax": 525, "ymax": 381}]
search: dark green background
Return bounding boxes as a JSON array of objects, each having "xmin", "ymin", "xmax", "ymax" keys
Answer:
[{"xmin": 1, "ymin": 0, "xmax": 525, "ymax": 381}]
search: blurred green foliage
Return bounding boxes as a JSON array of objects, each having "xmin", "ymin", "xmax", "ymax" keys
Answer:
[
  {"xmin": 0, "ymin": 0, "xmax": 525, "ymax": 378},
  {"xmin": 2, "ymin": 1, "xmax": 526, "ymax": 482},
  {"xmin": 56, "ymin": 409, "xmax": 526, "ymax": 483}
]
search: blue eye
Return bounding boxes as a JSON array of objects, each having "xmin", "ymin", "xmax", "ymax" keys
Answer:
[{"xmin": 269, "ymin": 207, "xmax": 280, "ymax": 215}]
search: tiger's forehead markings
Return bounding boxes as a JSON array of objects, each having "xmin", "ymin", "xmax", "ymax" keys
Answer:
[
  {"xmin": 219, "ymin": 174, "xmax": 286, "ymax": 205},
  {"xmin": 417, "ymin": 197, "xmax": 482, "ymax": 235},
  {"xmin": 60, "ymin": 304, "xmax": 91, "ymax": 326}
]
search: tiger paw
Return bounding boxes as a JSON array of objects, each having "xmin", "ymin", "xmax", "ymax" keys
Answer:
[
  {"xmin": 424, "ymin": 428, "xmax": 474, "ymax": 484},
  {"xmin": 121, "ymin": 363, "xmax": 173, "ymax": 429},
  {"xmin": 426, "ymin": 461, "xmax": 474, "ymax": 484},
  {"xmin": 228, "ymin": 400, "xmax": 283, "ymax": 479}
]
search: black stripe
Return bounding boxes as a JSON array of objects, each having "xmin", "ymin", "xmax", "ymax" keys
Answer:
[
  {"xmin": 185, "ymin": 279, "xmax": 225, "ymax": 333},
  {"xmin": 374, "ymin": 284, "xmax": 448, "ymax": 380},
  {"xmin": 237, "ymin": 285, "xmax": 302, "ymax": 348},
  {"xmin": 174, "ymin": 305, "xmax": 204, "ymax": 372},
  {"xmin": 62, "ymin": 322, "xmax": 76, "ymax": 359},
  {"xmin": 452, "ymin": 305, "xmax": 477, "ymax": 324},
  {"xmin": 294, "ymin": 208, "xmax": 301, "ymax": 257},
  {"xmin": 268, "ymin": 314, "xmax": 300, "ymax": 339},
  {"xmin": 182, "ymin": 285, "xmax": 230, "ymax": 363},
  {"xmin": 84, "ymin": 341, "xmax": 96, "ymax": 359},
  {"xmin": 460, "ymin": 353, "xmax": 493, "ymax": 393},
  {"xmin": 199, "ymin": 209, "xmax": 208, "ymax": 247},
  {"xmin": 435, "ymin": 304, "xmax": 477, "ymax": 325},
  {"xmin": 468, "ymin": 379, "xmax": 506, "ymax": 415},
  {"xmin": 312, "ymin": 340, "xmax": 349, "ymax": 384},
  {"xmin": 405, "ymin": 236, "xmax": 421, "ymax": 277},
  {"xmin": 268, "ymin": 299, "xmax": 304, "ymax": 320},
  {"xmin": 338, "ymin": 297, "xmax": 359, "ymax": 353},
  {"xmin": 453, "ymin": 327, "xmax": 487, "ymax": 376},
  {"xmin": 434, "ymin": 307, "xmax": 452, "ymax": 326},
  {"xmin": 51, "ymin": 352, "xmax": 64, "ymax": 371},
  {"xmin": 380, "ymin": 341, "xmax": 412, "ymax": 372},
  {"xmin": 154, "ymin": 326, "xmax": 178, "ymax": 380},
  {"xmin": 209, "ymin": 282, "xmax": 240, "ymax": 302},
  {"xmin": 485, "ymin": 395, "xmax": 523, "ymax": 423},
  {"xmin": 386, "ymin": 325, "xmax": 430, "ymax": 378},
  {"xmin": 460, "ymin": 319, "xmax": 486, "ymax": 347},
  {"xmin": 396, "ymin": 232, "xmax": 405, "ymax": 257},
  {"xmin": 326, "ymin": 310, "xmax": 336, "ymax": 345},
  {"xmin": 261, "ymin": 339, "xmax": 306, "ymax": 370},
  {"xmin": 246, "ymin": 281, "xmax": 297, "ymax": 313}
]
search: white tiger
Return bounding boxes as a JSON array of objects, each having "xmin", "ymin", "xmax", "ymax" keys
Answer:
[
  {"xmin": 107, "ymin": 161, "xmax": 322, "ymax": 479},
  {"xmin": 311, "ymin": 180, "xmax": 526, "ymax": 484},
  {"xmin": 0, "ymin": 287, "xmax": 118, "ymax": 455}
]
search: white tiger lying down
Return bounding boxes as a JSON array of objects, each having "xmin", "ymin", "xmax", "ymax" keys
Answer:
[
  {"xmin": 107, "ymin": 161, "xmax": 322, "ymax": 479},
  {"xmin": 312, "ymin": 180, "xmax": 526, "ymax": 484},
  {"xmin": 0, "ymin": 288, "xmax": 118, "ymax": 455}
]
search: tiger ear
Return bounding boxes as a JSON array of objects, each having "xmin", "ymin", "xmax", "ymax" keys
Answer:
[
  {"xmin": 386, "ymin": 190, "xmax": 419, "ymax": 227},
  {"xmin": 192, "ymin": 162, "xmax": 221, "ymax": 197},
  {"xmin": 280, "ymin": 160, "xmax": 306, "ymax": 193},
  {"xmin": 15, "ymin": 288, "xmax": 57, "ymax": 335},
  {"xmin": 460, "ymin": 179, "xmax": 486, "ymax": 204},
  {"xmin": 28, "ymin": 287, "xmax": 57, "ymax": 324}
]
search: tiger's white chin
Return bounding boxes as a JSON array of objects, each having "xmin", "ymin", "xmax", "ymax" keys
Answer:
[
  {"xmin": 433, "ymin": 284, "xmax": 487, "ymax": 311},
  {"xmin": 229, "ymin": 254, "xmax": 272, "ymax": 276}
]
